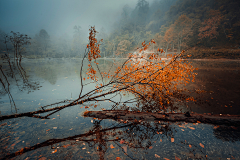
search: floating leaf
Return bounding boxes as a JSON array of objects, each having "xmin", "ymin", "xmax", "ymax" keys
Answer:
[
  {"xmin": 120, "ymin": 139, "xmax": 124, "ymax": 144},
  {"xmin": 200, "ymin": 143, "xmax": 204, "ymax": 148},
  {"xmin": 110, "ymin": 144, "xmax": 115, "ymax": 149},
  {"xmin": 155, "ymin": 154, "xmax": 160, "ymax": 158},
  {"xmin": 0, "ymin": 122, "xmax": 7, "ymax": 127},
  {"xmin": 11, "ymin": 143, "xmax": 16, "ymax": 147},
  {"xmin": 52, "ymin": 149, "xmax": 57, "ymax": 153},
  {"xmin": 122, "ymin": 146, "xmax": 127, "ymax": 153},
  {"xmin": 63, "ymin": 144, "xmax": 71, "ymax": 148},
  {"xmin": 188, "ymin": 126, "xmax": 195, "ymax": 130},
  {"xmin": 175, "ymin": 156, "xmax": 181, "ymax": 160}
]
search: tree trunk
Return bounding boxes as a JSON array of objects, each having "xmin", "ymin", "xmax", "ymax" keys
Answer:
[{"xmin": 84, "ymin": 110, "xmax": 240, "ymax": 127}]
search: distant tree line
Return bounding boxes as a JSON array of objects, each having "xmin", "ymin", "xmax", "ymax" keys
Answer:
[
  {"xmin": 102, "ymin": 0, "xmax": 240, "ymax": 58},
  {"xmin": 0, "ymin": 26, "xmax": 87, "ymax": 59},
  {"xmin": 1, "ymin": 0, "xmax": 239, "ymax": 59}
]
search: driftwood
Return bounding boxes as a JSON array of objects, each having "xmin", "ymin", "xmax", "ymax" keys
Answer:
[{"xmin": 84, "ymin": 110, "xmax": 240, "ymax": 127}]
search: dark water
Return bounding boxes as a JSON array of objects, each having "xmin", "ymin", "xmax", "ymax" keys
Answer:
[
  {"xmin": 189, "ymin": 59, "xmax": 240, "ymax": 115},
  {"xmin": 0, "ymin": 58, "xmax": 240, "ymax": 159}
]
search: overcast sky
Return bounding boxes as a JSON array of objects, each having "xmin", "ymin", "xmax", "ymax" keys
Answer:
[{"xmin": 0, "ymin": 0, "xmax": 155, "ymax": 38}]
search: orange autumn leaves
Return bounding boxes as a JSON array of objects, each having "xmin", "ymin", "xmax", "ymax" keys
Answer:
[
  {"xmin": 85, "ymin": 26, "xmax": 102, "ymax": 82},
  {"xmin": 87, "ymin": 26, "xmax": 102, "ymax": 62},
  {"xmin": 115, "ymin": 42, "xmax": 196, "ymax": 109},
  {"xmin": 85, "ymin": 26, "xmax": 196, "ymax": 109}
]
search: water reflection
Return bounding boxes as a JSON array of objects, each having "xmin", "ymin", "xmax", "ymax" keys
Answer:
[
  {"xmin": 2, "ymin": 115, "xmax": 240, "ymax": 159},
  {"xmin": 1, "ymin": 59, "xmax": 239, "ymax": 115},
  {"xmin": 213, "ymin": 125, "xmax": 240, "ymax": 142},
  {"xmin": 1, "ymin": 59, "xmax": 240, "ymax": 159},
  {"xmin": 0, "ymin": 58, "xmax": 40, "ymax": 112},
  {"xmin": 2, "ymin": 118, "xmax": 175, "ymax": 159},
  {"xmin": 0, "ymin": 32, "xmax": 41, "ymax": 112},
  {"xmin": 187, "ymin": 59, "xmax": 240, "ymax": 115}
]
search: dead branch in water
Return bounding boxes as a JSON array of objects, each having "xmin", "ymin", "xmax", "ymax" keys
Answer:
[{"xmin": 84, "ymin": 110, "xmax": 240, "ymax": 127}]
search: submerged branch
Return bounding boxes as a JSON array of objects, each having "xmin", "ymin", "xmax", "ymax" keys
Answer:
[{"xmin": 3, "ymin": 122, "xmax": 134, "ymax": 160}]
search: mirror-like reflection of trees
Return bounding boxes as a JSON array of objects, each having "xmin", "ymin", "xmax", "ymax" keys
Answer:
[
  {"xmin": 0, "ymin": 31, "xmax": 40, "ymax": 112},
  {"xmin": 1, "ymin": 119, "xmax": 176, "ymax": 160},
  {"xmin": 2, "ymin": 115, "xmax": 239, "ymax": 160},
  {"xmin": 35, "ymin": 65, "xmax": 58, "ymax": 85}
]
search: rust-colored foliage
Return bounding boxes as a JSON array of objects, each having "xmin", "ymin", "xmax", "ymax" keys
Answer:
[
  {"xmin": 199, "ymin": 143, "xmax": 204, "ymax": 148},
  {"xmin": 87, "ymin": 26, "xmax": 102, "ymax": 61},
  {"xmin": 198, "ymin": 10, "xmax": 223, "ymax": 40},
  {"xmin": 113, "ymin": 43, "xmax": 196, "ymax": 111},
  {"xmin": 110, "ymin": 144, "xmax": 115, "ymax": 149},
  {"xmin": 84, "ymin": 27, "xmax": 196, "ymax": 112},
  {"xmin": 85, "ymin": 26, "xmax": 103, "ymax": 81},
  {"xmin": 52, "ymin": 149, "xmax": 57, "ymax": 154}
]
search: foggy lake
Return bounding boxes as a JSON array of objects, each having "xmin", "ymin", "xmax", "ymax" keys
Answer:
[
  {"xmin": 1, "ymin": 0, "xmax": 240, "ymax": 159},
  {"xmin": 0, "ymin": 58, "xmax": 240, "ymax": 159}
]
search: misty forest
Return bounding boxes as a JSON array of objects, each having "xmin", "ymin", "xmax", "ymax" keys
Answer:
[{"xmin": 0, "ymin": 0, "xmax": 240, "ymax": 159}]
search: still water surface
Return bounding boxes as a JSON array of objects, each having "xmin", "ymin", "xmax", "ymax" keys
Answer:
[{"xmin": 0, "ymin": 58, "xmax": 240, "ymax": 159}]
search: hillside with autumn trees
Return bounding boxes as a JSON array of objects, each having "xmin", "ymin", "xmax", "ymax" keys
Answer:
[
  {"xmin": 1, "ymin": 0, "xmax": 239, "ymax": 59},
  {"xmin": 99, "ymin": 0, "xmax": 240, "ymax": 59}
]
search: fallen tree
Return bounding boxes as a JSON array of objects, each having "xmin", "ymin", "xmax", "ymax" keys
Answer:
[
  {"xmin": 84, "ymin": 110, "xmax": 240, "ymax": 127},
  {"xmin": 0, "ymin": 26, "xmax": 199, "ymax": 121},
  {"xmin": 1, "ymin": 27, "xmax": 240, "ymax": 160},
  {"xmin": 2, "ymin": 26, "xmax": 236, "ymax": 128}
]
